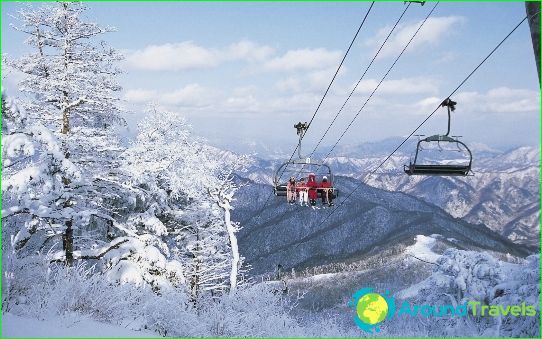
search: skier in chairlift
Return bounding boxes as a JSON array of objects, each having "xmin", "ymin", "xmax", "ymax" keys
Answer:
[
  {"xmin": 320, "ymin": 176, "xmax": 334, "ymax": 207},
  {"xmin": 286, "ymin": 177, "xmax": 297, "ymax": 204},
  {"xmin": 296, "ymin": 177, "xmax": 308, "ymax": 206},
  {"xmin": 307, "ymin": 173, "xmax": 318, "ymax": 207}
]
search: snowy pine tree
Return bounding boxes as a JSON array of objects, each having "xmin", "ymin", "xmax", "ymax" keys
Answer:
[
  {"xmin": 1, "ymin": 89, "xmax": 80, "ymax": 258},
  {"xmin": 6, "ymin": 2, "xmax": 127, "ymax": 265}
]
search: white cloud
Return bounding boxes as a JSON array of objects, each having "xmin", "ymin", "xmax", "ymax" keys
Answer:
[
  {"xmin": 126, "ymin": 40, "xmax": 343, "ymax": 75},
  {"xmin": 125, "ymin": 40, "xmax": 275, "ymax": 71},
  {"xmin": 264, "ymin": 48, "xmax": 342, "ymax": 71},
  {"xmin": 415, "ymin": 96, "xmax": 442, "ymax": 112},
  {"xmin": 455, "ymin": 87, "xmax": 540, "ymax": 114},
  {"xmin": 354, "ymin": 77, "xmax": 439, "ymax": 95},
  {"xmin": 368, "ymin": 16, "xmax": 465, "ymax": 58},
  {"xmin": 415, "ymin": 87, "xmax": 540, "ymax": 114},
  {"xmin": 231, "ymin": 85, "xmax": 259, "ymax": 96},
  {"xmin": 275, "ymin": 67, "xmax": 346, "ymax": 93},
  {"xmin": 223, "ymin": 95, "xmax": 260, "ymax": 112},
  {"xmin": 224, "ymin": 40, "xmax": 275, "ymax": 62},
  {"xmin": 123, "ymin": 89, "xmax": 158, "ymax": 102},
  {"xmin": 160, "ymin": 84, "xmax": 213, "ymax": 106},
  {"xmin": 275, "ymin": 77, "xmax": 303, "ymax": 92},
  {"xmin": 124, "ymin": 84, "xmax": 215, "ymax": 108},
  {"xmin": 125, "ymin": 42, "xmax": 219, "ymax": 71},
  {"xmin": 268, "ymin": 93, "xmax": 320, "ymax": 113}
]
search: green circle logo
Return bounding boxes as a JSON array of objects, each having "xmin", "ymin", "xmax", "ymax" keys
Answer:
[
  {"xmin": 356, "ymin": 292, "xmax": 389, "ymax": 325},
  {"xmin": 349, "ymin": 288, "xmax": 396, "ymax": 332}
]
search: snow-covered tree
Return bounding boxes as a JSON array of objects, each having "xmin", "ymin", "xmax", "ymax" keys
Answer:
[
  {"xmin": 401, "ymin": 249, "xmax": 540, "ymax": 337},
  {"xmin": 3, "ymin": 3, "xmax": 257, "ymax": 329},
  {"xmin": 207, "ymin": 155, "xmax": 247, "ymax": 292},
  {"xmin": 2, "ymin": 89, "xmax": 81, "ymax": 257},
  {"xmin": 122, "ymin": 104, "xmax": 249, "ymax": 300},
  {"xmin": 8, "ymin": 2, "xmax": 124, "ymax": 133},
  {"xmin": 5, "ymin": 2, "xmax": 127, "ymax": 265}
]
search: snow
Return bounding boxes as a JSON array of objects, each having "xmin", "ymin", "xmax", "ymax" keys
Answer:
[
  {"xmin": 2, "ymin": 3, "xmax": 539, "ymax": 338},
  {"xmin": 396, "ymin": 251, "xmax": 540, "ymax": 337},
  {"xmin": 304, "ymin": 272, "xmax": 338, "ymax": 282},
  {"xmin": 106, "ymin": 260, "xmax": 145, "ymax": 286},
  {"xmin": 2, "ymin": 133, "xmax": 35, "ymax": 158},
  {"xmin": 406, "ymin": 235, "xmax": 440, "ymax": 262},
  {"xmin": 2, "ymin": 313, "xmax": 158, "ymax": 338}
]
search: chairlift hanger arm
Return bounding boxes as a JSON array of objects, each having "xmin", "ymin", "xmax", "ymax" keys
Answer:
[
  {"xmin": 440, "ymin": 98, "xmax": 456, "ymax": 136},
  {"xmin": 294, "ymin": 122, "xmax": 308, "ymax": 159}
]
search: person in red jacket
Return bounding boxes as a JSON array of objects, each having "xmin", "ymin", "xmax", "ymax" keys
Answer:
[
  {"xmin": 307, "ymin": 173, "xmax": 318, "ymax": 206},
  {"xmin": 319, "ymin": 176, "xmax": 334, "ymax": 207}
]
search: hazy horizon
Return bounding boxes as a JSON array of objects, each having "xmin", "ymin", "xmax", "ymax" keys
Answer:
[{"xmin": 2, "ymin": 1, "xmax": 540, "ymax": 156}]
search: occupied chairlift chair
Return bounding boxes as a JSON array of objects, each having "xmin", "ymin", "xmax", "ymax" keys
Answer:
[
  {"xmin": 273, "ymin": 122, "xmax": 337, "ymax": 197},
  {"xmin": 404, "ymin": 98, "xmax": 473, "ymax": 176}
]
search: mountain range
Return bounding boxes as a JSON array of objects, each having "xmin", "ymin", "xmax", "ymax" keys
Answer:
[
  {"xmin": 240, "ymin": 141, "xmax": 540, "ymax": 250},
  {"xmin": 233, "ymin": 175, "xmax": 533, "ymax": 276}
]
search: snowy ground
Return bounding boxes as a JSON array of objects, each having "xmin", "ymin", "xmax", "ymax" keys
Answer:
[
  {"xmin": 2, "ymin": 313, "xmax": 158, "ymax": 338},
  {"xmin": 2, "ymin": 235, "xmax": 538, "ymax": 337},
  {"xmin": 404, "ymin": 234, "xmax": 441, "ymax": 262}
]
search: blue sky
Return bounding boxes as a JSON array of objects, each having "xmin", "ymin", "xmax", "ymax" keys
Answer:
[{"xmin": 2, "ymin": 1, "xmax": 540, "ymax": 156}]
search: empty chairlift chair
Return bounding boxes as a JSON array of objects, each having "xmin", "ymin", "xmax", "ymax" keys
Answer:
[{"xmin": 404, "ymin": 98, "xmax": 473, "ymax": 176}]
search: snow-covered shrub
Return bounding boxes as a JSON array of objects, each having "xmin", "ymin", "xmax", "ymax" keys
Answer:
[
  {"xmin": 2, "ymin": 255, "xmax": 49, "ymax": 313},
  {"xmin": 199, "ymin": 283, "xmax": 305, "ymax": 337},
  {"xmin": 139, "ymin": 282, "xmax": 348, "ymax": 337},
  {"xmin": 3, "ymin": 252, "xmax": 351, "ymax": 337},
  {"xmin": 139, "ymin": 288, "xmax": 201, "ymax": 337},
  {"xmin": 14, "ymin": 262, "xmax": 140, "ymax": 323},
  {"xmin": 491, "ymin": 254, "xmax": 540, "ymax": 337},
  {"xmin": 397, "ymin": 249, "xmax": 540, "ymax": 337},
  {"xmin": 100, "ymin": 237, "xmax": 186, "ymax": 291},
  {"xmin": 421, "ymin": 249, "xmax": 503, "ymax": 304}
]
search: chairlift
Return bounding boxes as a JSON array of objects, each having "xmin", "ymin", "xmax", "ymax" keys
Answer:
[
  {"xmin": 404, "ymin": 98, "xmax": 473, "ymax": 176},
  {"xmin": 404, "ymin": 1, "xmax": 425, "ymax": 5},
  {"xmin": 273, "ymin": 122, "xmax": 338, "ymax": 198}
]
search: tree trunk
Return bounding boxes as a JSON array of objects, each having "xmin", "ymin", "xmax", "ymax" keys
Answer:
[
  {"xmin": 61, "ymin": 90, "xmax": 70, "ymax": 134},
  {"xmin": 61, "ymin": 153, "xmax": 73, "ymax": 266},
  {"xmin": 61, "ymin": 108, "xmax": 70, "ymax": 134},
  {"xmin": 526, "ymin": 1, "xmax": 540, "ymax": 84},
  {"xmin": 63, "ymin": 219, "xmax": 74, "ymax": 266},
  {"xmin": 60, "ymin": 42, "xmax": 71, "ymax": 260},
  {"xmin": 35, "ymin": 26, "xmax": 49, "ymax": 79},
  {"xmin": 61, "ymin": 4, "xmax": 70, "ymax": 135},
  {"xmin": 190, "ymin": 230, "xmax": 201, "ymax": 305},
  {"xmin": 222, "ymin": 200, "xmax": 239, "ymax": 292}
]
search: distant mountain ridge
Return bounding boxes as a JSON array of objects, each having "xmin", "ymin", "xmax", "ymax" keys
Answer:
[
  {"xmin": 242, "ymin": 143, "xmax": 540, "ymax": 247},
  {"xmin": 233, "ymin": 176, "xmax": 532, "ymax": 275}
]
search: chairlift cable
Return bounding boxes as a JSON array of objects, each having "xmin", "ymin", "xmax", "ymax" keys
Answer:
[
  {"xmin": 318, "ymin": 1, "xmax": 439, "ymax": 167},
  {"xmin": 313, "ymin": 11, "xmax": 532, "ymax": 230},
  {"xmin": 306, "ymin": 1, "xmax": 375, "ymax": 132},
  {"xmin": 276, "ymin": 1, "xmax": 375, "ymax": 185},
  {"xmin": 305, "ymin": 2, "xmax": 413, "ymax": 164},
  {"xmin": 240, "ymin": 3, "xmax": 376, "ymax": 226}
]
